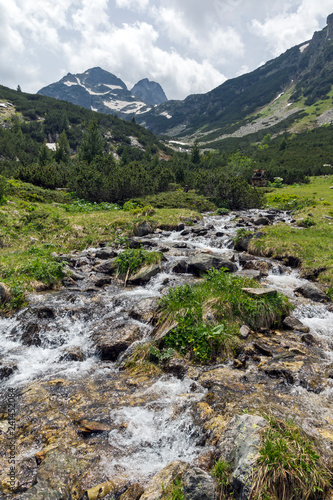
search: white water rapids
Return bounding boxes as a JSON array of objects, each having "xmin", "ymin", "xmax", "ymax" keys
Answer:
[{"xmin": 0, "ymin": 209, "xmax": 332, "ymax": 485}]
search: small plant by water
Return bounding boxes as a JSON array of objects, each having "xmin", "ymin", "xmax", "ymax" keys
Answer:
[
  {"xmin": 211, "ymin": 459, "xmax": 233, "ymax": 499},
  {"xmin": 162, "ymin": 480, "xmax": 184, "ymax": 500},
  {"xmin": 251, "ymin": 416, "xmax": 333, "ymax": 500}
]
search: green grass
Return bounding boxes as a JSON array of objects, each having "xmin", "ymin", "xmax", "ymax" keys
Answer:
[
  {"xmin": 253, "ymin": 176, "xmax": 333, "ymax": 285},
  {"xmin": 0, "ymin": 179, "xmax": 201, "ymax": 313},
  {"xmin": 157, "ymin": 268, "xmax": 291, "ymax": 363},
  {"xmin": 133, "ymin": 190, "xmax": 216, "ymax": 211},
  {"xmin": 114, "ymin": 248, "xmax": 162, "ymax": 277},
  {"xmin": 251, "ymin": 416, "xmax": 333, "ymax": 500},
  {"xmin": 211, "ymin": 459, "xmax": 232, "ymax": 500}
]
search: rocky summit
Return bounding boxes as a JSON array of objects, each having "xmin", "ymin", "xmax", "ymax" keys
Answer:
[{"xmin": 37, "ymin": 67, "xmax": 168, "ymax": 120}]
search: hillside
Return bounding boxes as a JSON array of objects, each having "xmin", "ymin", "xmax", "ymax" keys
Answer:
[
  {"xmin": 135, "ymin": 14, "xmax": 333, "ymax": 145},
  {"xmin": 37, "ymin": 67, "xmax": 168, "ymax": 119},
  {"xmin": 0, "ymin": 84, "xmax": 166, "ymax": 164}
]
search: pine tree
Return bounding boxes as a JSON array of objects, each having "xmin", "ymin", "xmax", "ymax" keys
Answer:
[
  {"xmin": 191, "ymin": 140, "xmax": 200, "ymax": 164},
  {"xmin": 55, "ymin": 130, "xmax": 70, "ymax": 163},
  {"xmin": 79, "ymin": 118, "xmax": 104, "ymax": 163}
]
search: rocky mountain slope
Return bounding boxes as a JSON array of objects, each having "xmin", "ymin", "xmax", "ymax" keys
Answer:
[
  {"xmin": 136, "ymin": 13, "xmax": 333, "ymax": 145},
  {"xmin": 38, "ymin": 67, "xmax": 167, "ymax": 119}
]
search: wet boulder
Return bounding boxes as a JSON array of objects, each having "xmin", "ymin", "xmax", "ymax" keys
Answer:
[
  {"xmin": 217, "ymin": 414, "xmax": 268, "ymax": 500},
  {"xmin": 183, "ymin": 466, "xmax": 217, "ymax": 500},
  {"xmin": 128, "ymin": 297, "xmax": 159, "ymax": 322},
  {"xmin": 0, "ymin": 361, "xmax": 18, "ymax": 380},
  {"xmin": 234, "ymin": 233, "xmax": 253, "ymax": 252},
  {"xmin": 283, "ymin": 316, "xmax": 310, "ymax": 333},
  {"xmin": 140, "ymin": 461, "xmax": 190, "ymax": 500},
  {"xmin": 59, "ymin": 347, "xmax": 85, "ymax": 362},
  {"xmin": 128, "ymin": 264, "xmax": 161, "ymax": 285},
  {"xmin": 172, "ymin": 260, "xmax": 188, "ymax": 273},
  {"xmin": 21, "ymin": 323, "xmax": 41, "ymax": 347},
  {"xmin": 253, "ymin": 217, "xmax": 271, "ymax": 226},
  {"xmin": 94, "ymin": 258, "xmax": 117, "ymax": 275},
  {"xmin": 92, "ymin": 322, "xmax": 142, "ymax": 361},
  {"xmin": 95, "ymin": 247, "xmax": 117, "ymax": 260},
  {"xmin": 120, "ymin": 483, "xmax": 144, "ymax": 500},
  {"xmin": 295, "ymin": 282, "xmax": 328, "ymax": 302},
  {"xmin": 134, "ymin": 221, "xmax": 153, "ymax": 237},
  {"xmin": 187, "ymin": 253, "xmax": 237, "ymax": 275}
]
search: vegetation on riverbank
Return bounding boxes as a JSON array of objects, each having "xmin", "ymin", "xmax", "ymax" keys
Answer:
[
  {"xmin": 250, "ymin": 175, "xmax": 333, "ymax": 285},
  {"xmin": 252, "ymin": 416, "xmax": 332, "ymax": 500},
  {"xmin": 0, "ymin": 178, "xmax": 201, "ymax": 312},
  {"xmin": 155, "ymin": 268, "xmax": 291, "ymax": 364}
]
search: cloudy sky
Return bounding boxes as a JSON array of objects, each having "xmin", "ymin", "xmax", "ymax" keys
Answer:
[{"xmin": 0, "ymin": 0, "xmax": 332, "ymax": 100}]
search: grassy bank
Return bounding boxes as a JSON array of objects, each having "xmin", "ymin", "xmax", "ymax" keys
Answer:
[
  {"xmin": 0, "ymin": 179, "xmax": 202, "ymax": 312},
  {"xmin": 251, "ymin": 175, "xmax": 333, "ymax": 285}
]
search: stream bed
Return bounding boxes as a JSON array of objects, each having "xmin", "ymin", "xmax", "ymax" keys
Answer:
[{"xmin": 0, "ymin": 209, "xmax": 332, "ymax": 499}]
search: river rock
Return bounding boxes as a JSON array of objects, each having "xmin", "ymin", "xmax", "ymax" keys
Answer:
[
  {"xmin": 239, "ymin": 325, "xmax": 251, "ymax": 339},
  {"xmin": 128, "ymin": 264, "xmax": 161, "ymax": 284},
  {"xmin": 134, "ymin": 221, "xmax": 153, "ymax": 237},
  {"xmin": 18, "ymin": 450, "xmax": 90, "ymax": 499},
  {"xmin": 234, "ymin": 234, "xmax": 253, "ymax": 252},
  {"xmin": 242, "ymin": 288, "xmax": 277, "ymax": 298},
  {"xmin": 295, "ymin": 282, "xmax": 327, "ymax": 302},
  {"xmin": 92, "ymin": 322, "xmax": 142, "ymax": 361},
  {"xmin": 21, "ymin": 322, "xmax": 41, "ymax": 346},
  {"xmin": 140, "ymin": 461, "xmax": 190, "ymax": 500},
  {"xmin": 217, "ymin": 414, "xmax": 268, "ymax": 500},
  {"xmin": 0, "ymin": 282, "xmax": 11, "ymax": 304},
  {"xmin": 129, "ymin": 297, "xmax": 159, "ymax": 322},
  {"xmin": 183, "ymin": 466, "xmax": 217, "ymax": 500},
  {"xmin": 172, "ymin": 260, "xmax": 188, "ymax": 273},
  {"xmin": 59, "ymin": 347, "xmax": 85, "ymax": 362},
  {"xmin": 120, "ymin": 483, "xmax": 144, "ymax": 500},
  {"xmin": 187, "ymin": 253, "xmax": 237, "ymax": 275},
  {"xmin": 253, "ymin": 217, "xmax": 270, "ymax": 226},
  {"xmin": 0, "ymin": 361, "xmax": 18, "ymax": 380},
  {"xmin": 94, "ymin": 258, "xmax": 117, "ymax": 275},
  {"xmin": 283, "ymin": 316, "xmax": 310, "ymax": 333},
  {"xmin": 234, "ymin": 270, "xmax": 261, "ymax": 281},
  {"xmin": 95, "ymin": 247, "xmax": 117, "ymax": 260}
]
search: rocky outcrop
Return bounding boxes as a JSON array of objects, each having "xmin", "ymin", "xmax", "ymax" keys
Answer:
[
  {"xmin": 283, "ymin": 316, "xmax": 310, "ymax": 333},
  {"xmin": 183, "ymin": 466, "xmax": 217, "ymax": 500},
  {"xmin": 134, "ymin": 221, "xmax": 154, "ymax": 237},
  {"xmin": 140, "ymin": 461, "xmax": 190, "ymax": 500},
  {"xmin": 217, "ymin": 414, "xmax": 268, "ymax": 500},
  {"xmin": 92, "ymin": 321, "xmax": 142, "ymax": 361},
  {"xmin": 295, "ymin": 282, "xmax": 328, "ymax": 302},
  {"xmin": 128, "ymin": 264, "xmax": 161, "ymax": 285}
]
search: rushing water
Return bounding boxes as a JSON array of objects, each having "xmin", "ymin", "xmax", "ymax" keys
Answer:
[{"xmin": 0, "ymin": 209, "xmax": 332, "ymax": 488}]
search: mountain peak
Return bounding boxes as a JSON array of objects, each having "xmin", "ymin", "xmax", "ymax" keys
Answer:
[{"xmin": 131, "ymin": 79, "xmax": 168, "ymax": 106}]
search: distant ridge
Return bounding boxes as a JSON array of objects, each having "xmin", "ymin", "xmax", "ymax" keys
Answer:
[{"xmin": 38, "ymin": 67, "xmax": 168, "ymax": 119}]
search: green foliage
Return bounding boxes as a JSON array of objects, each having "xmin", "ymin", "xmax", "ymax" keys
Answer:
[
  {"xmin": 164, "ymin": 318, "xmax": 238, "ymax": 363},
  {"xmin": 62, "ymin": 199, "xmax": 121, "ymax": 213},
  {"xmin": 79, "ymin": 118, "xmax": 105, "ymax": 163},
  {"xmin": 216, "ymin": 207, "xmax": 230, "ymax": 215},
  {"xmin": 211, "ymin": 459, "xmax": 232, "ymax": 499},
  {"xmin": 296, "ymin": 217, "xmax": 316, "ymax": 228},
  {"xmin": 266, "ymin": 193, "xmax": 316, "ymax": 211},
  {"xmin": 252, "ymin": 416, "xmax": 332, "ymax": 500},
  {"xmin": 114, "ymin": 249, "xmax": 161, "ymax": 277},
  {"xmin": 20, "ymin": 256, "xmax": 64, "ymax": 283},
  {"xmin": 149, "ymin": 346, "xmax": 175, "ymax": 365},
  {"xmin": 162, "ymin": 480, "xmax": 184, "ymax": 500},
  {"xmin": 0, "ymin": 175, "xmax": 7, "ymax": 202},
  {"xmin": 55, "ymin": 130, "xmax": 70, "ymax": 164},
  {"xmin": 158, "ymin": 269, "xmax": 291, "ymax": 363}
]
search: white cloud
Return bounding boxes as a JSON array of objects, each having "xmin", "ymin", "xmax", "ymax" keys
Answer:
[
  {"xmin": 115, "ymin": 0, "xmax": 149, "ymax": 10},
  {"xmin": 251, "ymin": 0, "xmax": 333, "ymax": 56},
  {"xmin": 0, "ymin": 0, "xmax": 331, "ymax": 99}
]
